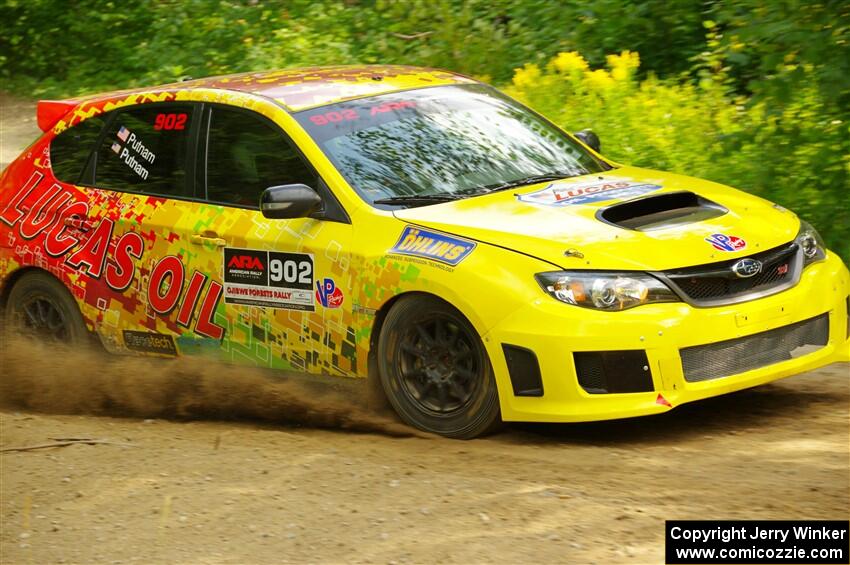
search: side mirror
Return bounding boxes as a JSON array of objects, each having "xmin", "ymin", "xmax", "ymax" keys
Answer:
[
  {"xmin": 260, "ymin": 184, "xmax": 322, "ymax": 219},
  {"xmin": 574, "ymin": 129, "xmax": 601, "ymax": 153}
]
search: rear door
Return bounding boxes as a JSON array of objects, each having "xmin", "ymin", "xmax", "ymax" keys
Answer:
[
  {"xmin": 87, "ymin": 102, "xmax": 231, "ymax": 353},
  {"xmin": 62, "ymin": 101, "xmax": 232, "ymax": 355}
]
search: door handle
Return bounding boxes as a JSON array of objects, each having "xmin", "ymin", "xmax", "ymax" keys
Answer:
[
  {"xmin": 190, "ymin": 233, "xmax": 227, "ymax": 247},
  {"xmin": 64, "ymin": 216, "xmax": 93, "ymax": 230}
]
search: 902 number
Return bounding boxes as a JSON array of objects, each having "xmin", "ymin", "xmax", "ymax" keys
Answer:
[
  {"xmin": 154, "ymin": 113, "xmax": 187, "ymax": 131},
  {"xmin": 309, "ymin": 109, "xmax": 358, "ymax": 126},
  {"xmin": 269, "ymin": 258, "xmax": 312, "ymax": 285}
]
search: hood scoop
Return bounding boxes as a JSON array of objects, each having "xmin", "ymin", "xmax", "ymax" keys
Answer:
[{"xmin": 597, "ymin": 191, "xmax": 727, "ymax": 231}]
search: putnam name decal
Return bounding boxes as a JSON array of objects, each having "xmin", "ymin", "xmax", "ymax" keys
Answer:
[{"xmin": 390, "ymin": 226, "xmax": 476, "ymax": 266}]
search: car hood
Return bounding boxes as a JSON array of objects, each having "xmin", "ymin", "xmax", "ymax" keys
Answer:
[{"xmin": 392, "ymin": 166, "xmax": 800, "ymax": 271}]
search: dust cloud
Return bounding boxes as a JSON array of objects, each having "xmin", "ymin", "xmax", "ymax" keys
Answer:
[{"xmin": 0, "ymin": 334, "xmax": 422, "ymax": 437}]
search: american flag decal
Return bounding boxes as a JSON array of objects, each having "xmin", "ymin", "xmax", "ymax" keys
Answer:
[
  {"xmin": 117, "ymin": 126, "xmax": 130, "ymax": 142},
  {"xmin": 111, "ymin": 142, "xmax": 121, "ymax": 154}
]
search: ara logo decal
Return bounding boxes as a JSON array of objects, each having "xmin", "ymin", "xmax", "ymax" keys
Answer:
[
  {"xmin": 316, "ymin": 278, "xmax": 344, "ymax": 308},
  {"xmin": 705, "ymin": 233, "xmax": 747, "ymax": 252},
  {"xmin": 517, "ymin": 179, "xmax": 662, "ymax": 206},
  {"xmin": 227, "ymin": 254, "xmax": 265, "ymax": 271},
  {"xmin": 390, "ymin": 226, "xmax": 476, "ymax": 266}
]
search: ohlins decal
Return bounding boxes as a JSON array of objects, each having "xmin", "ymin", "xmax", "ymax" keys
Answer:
[
  {"xmin": 1, "ymin": 172, "xmax": 224, "ymax": 339},
  {"xmin": 390, "ymin": 226, "xmax": 476, "ymax": 266}
]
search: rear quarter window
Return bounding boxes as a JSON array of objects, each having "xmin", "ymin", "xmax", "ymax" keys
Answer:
[
  {"xmin": 93, "ymin": 104, "xmax": 195, "ymax": 198},
  {"xmin": 50, "ymin": 116, "xmax": 107, "ymax": 184}
]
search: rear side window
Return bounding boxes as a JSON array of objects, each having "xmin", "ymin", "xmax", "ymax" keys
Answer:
[
  {"xmin": 50, "ymin": 116, "xmax": 107, "ymax": 184},
  {"xmin": 93, "ymin": 104, "xmax": 194, "ymax": 198},
  {"xmin": 203, "ymin": 107, "xmax": 314, "ymax": 207}
]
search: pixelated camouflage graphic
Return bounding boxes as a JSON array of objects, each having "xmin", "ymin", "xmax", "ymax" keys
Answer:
[{"xmin": 0, "ymin": 71, "xmax": 453, "ymax": 380}]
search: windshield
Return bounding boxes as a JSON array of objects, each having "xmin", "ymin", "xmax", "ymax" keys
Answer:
[{"xmin": 294, "ymin": 84, "xmax": 610, "ymax": 207}]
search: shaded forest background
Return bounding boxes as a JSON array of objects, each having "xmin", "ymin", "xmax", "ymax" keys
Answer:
[{"xmin": 1, "ymin": 0, "xmax": 848, "ymax": 259}]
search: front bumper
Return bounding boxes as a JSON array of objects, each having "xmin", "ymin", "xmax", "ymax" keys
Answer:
[{"xmin": 483, "ymin": 251, "xmax": 850, "ymax": 423}]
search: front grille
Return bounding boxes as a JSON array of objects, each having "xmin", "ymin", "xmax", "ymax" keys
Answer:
[
  {"xmin": 661, "ymin": 242, "xmax": 800, "ymax": 306},
  {"xmin": 680, "ymin": 314, "xmax": 829, "ymax": 382},
  {"xmin": 574, "ymin": 353, "xmax": 607, "ymax": 392},
  {"xmin": 574, "ymin": 350, "xmax": 654, "ymax": 394}
]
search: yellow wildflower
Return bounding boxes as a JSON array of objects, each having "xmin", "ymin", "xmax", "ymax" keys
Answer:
[
  {"xmin": 584, "ymin": 69, "xmax": 615, "ymax": 90},
  {"xmin": 512, "ymin": 63, "xmax": 541, "ymax": 90},
  {"xmin": 606, "ymin": 50, "xmax": 640, "ymax": 81},
  {"xmin": 552, "ymin": 51, "xmax": 589, "ymax": 74}
]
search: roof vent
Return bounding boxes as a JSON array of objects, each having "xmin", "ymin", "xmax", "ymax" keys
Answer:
[{"xmin": 597, "ymin": 191, "xmax": 727, "ymax": 231}]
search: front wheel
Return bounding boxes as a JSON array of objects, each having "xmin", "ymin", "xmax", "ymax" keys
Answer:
[{"xmin": 377, "ymin": 295, "xmax": 501, "ymax": 438}]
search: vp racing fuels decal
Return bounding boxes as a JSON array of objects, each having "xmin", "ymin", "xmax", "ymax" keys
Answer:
[
  {"xmin": 223, "ymin": 248, "xmax": 315, "ymax": 311},
  {"xmin": 705, "ymin": 233, "xmax": 747, "ymax": 252},
  {"xmin": 390, "ymin": 226, "xmax": 476, "ymax": 266},
  {"xmin": 517, "ymin": 179, "xmax": 662, "ymax": 206},
  {"xmin": 316, "ymin": 278, "xmax": 344, "ymax": 309}
]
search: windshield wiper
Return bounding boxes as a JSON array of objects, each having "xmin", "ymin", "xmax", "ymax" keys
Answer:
[
  {"xmin": 373, "ymin": 194, "xmax": 463, "ymax": 206},
  {"xmin": 458, "ymin": 172, "xmax": 578, "ymax": 195},
  {"xmin": 373, "ymin": 172, "xmax": 580, "ymax": 206}
]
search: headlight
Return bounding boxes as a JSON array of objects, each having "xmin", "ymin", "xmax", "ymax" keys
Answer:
[
  {"xmin": 535, "ymin": 271, "xmax": 679, "ymax": 311},
  {"xmin": 796, "ymin": 221, "xmax": 826, "ymax": 266}
]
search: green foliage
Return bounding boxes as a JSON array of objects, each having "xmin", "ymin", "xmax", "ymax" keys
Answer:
[
  {"xmin": 0, "ymin": 0, "xmax": 723, "ymax": 95},
  {"xmin": 707, "ymin": 0, "xmax": 850, "ymax": 110},
  {"xmin": 0, "ymin": 0, "xmax": 847, "ymax": 260},
  {"xmin": 506, "ymin": 51, "xmax": 849, "ymax": 260}
]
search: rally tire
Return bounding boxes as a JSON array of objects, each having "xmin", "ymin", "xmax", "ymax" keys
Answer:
[
  {"xmin": 377, "ymin": 295, "xmax": 501, "ymax": 439},
  {"xmin": 5, "ymin": 271, "xmax": 90, "ymax": 346}
]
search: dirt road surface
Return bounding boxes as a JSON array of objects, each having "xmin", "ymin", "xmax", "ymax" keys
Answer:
[
  {"xmin": 1, "ymin": 95, "xmax": 849, "ymax": 565},
  {"xmin": 0, "ymin": 94, "xmax": 38, "ymax": 171}
]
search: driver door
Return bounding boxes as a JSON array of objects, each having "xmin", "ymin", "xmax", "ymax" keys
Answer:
[{"xmin": 186, "ymin": 103, "xmax": 358, "ymax": 377}]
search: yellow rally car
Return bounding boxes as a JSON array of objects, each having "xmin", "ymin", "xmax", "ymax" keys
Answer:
[{"xmin": 1, "ymin": 65, "xmax": 848, "ymax": 438}]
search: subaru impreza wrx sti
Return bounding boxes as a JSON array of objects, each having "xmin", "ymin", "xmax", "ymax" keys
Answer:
[{"xmin": 1, "ymin": 65, "xmax": 848, "ymax": 437}]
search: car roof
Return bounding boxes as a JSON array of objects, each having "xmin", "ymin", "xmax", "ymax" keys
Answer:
[
  {"xmin": 162, "ymin": 65, "xmax": 475, "ymax": 112},
  {"xmin": 38, "ymin": 65, "xmax": 478, "ymax": 133}
]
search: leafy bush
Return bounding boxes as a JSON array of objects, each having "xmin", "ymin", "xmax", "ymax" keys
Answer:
[
  {"xmin": 0, "ymin": 0, "xmax": 709, "ymax": 95},
  {"xmin": 0, "ymin": 0, "xmax": 846, "ymax": 259},
  {"xmin": 505, "ymin": 50, "xmax": 849, "ymax": 260}
]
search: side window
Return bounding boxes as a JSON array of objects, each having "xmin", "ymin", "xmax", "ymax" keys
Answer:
[
  {"xmin": 204, "ymin": 106, "xmax": 315, "ymax": 207},
  {"xmin": 50, "ymin": 115, "xmax": 107, "ymax": 184},
  {"xmin": 93, "ymin": 104, "xmax": 194, "ymax": 198}
]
